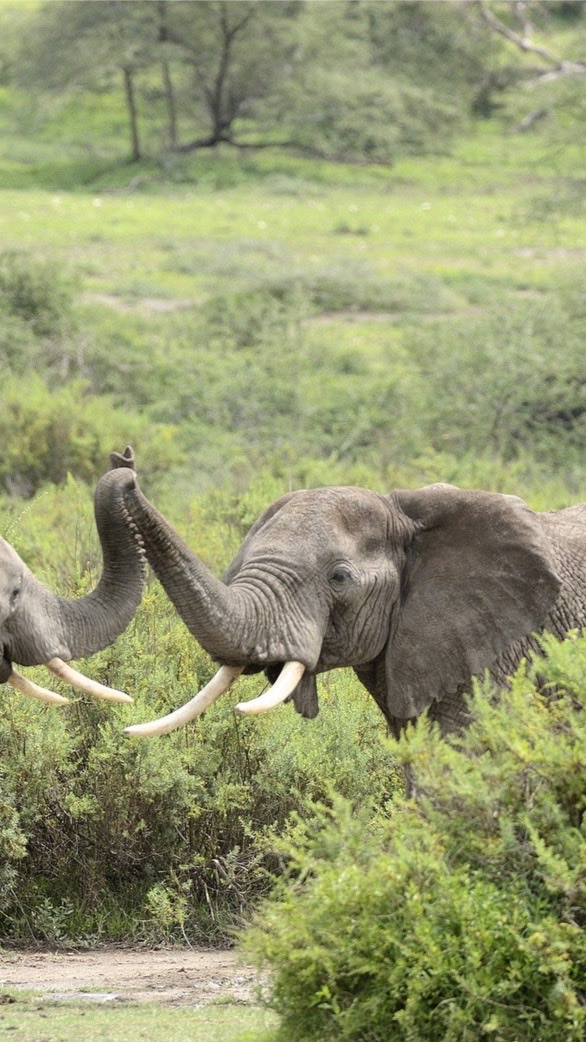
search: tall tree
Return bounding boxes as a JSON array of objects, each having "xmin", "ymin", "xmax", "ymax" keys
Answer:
[
  {"xmin": 163, "ymin": 0, "xmax": 298, "ymax": 151},
  {"xmin": 10, "ymin": 0, "xmax": 584, "ymax": 166},
  {"xmin": 157, "ymin": 0, "xmax": 179, "ymax": 150},
  {"xmin": 18, "ymin": 1, "xmax": 162, "ymax": 161},
  {"xmin": 476, "ymin": 0, "xmax": 586, "ymax": 134},
  {"xmin": 267, "ymin": 0, "xmax": 502, "ymax": 162}
]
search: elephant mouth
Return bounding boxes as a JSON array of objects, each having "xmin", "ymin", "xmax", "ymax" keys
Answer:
[
  {"xmin": 264, "ymin": 663, "xmax": 319, "ymax": 719},
  {"xmin": 1, "ymin": 652, "xmax": 134, "ymax": 706},
  {"xmin": 0, "ymin": 651, "xmax": 12, "ymax": 685}
]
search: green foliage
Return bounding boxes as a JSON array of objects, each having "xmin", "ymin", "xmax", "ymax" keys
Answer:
[
  {"xmin": 0, "ymin": 374, "xmax": 182, "ymax": 497},
  {"xmin": 406, "ymin": 297, "xmax": 586, "ymax": 468},
  {"xmin": 283, "ymin": 64, "xmax": 460, "ymax": 164},
  {"xmin": 0, "ymin": 661, "xmax": 393, "ymax": 944},
  {"xmin": 0, "ymin": 248, "xmax": 76, "ymax": 337},
  {"xmin": 0, "ymin": 773, "xmax": 27, "ymax": 910},
  {"xmin": 6, "ymin": 0, "xmax": 574, "ymax": 168},
  {"xmin": 245, "ymin": 635, "xmax": 586, "ymax": 1042}
]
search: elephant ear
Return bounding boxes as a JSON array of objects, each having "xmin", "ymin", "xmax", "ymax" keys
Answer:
[{"xmin": 384, "ymin": 483, "xmax": 561, "ymax": 719}]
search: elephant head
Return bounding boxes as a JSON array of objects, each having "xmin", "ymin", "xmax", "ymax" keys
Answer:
[
  {"xmin": 106, "ymin": 459, "xmax": 568, "ymax": 738},
  {"xmin": 0, "ymin": 448, "xmax": 147, "ymax": 705}
]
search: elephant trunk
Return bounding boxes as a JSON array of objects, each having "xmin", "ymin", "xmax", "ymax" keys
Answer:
[
  {"xmin": 114, "ymin": 469, "xmax": 251, "ymax": 664},
  {"xmin": 8, "ymin": 469, "xmax": 147, "ymax": 667},
  {"xmin": 59, "ymin": 468, "xmax": 148, "ymax": 657}
]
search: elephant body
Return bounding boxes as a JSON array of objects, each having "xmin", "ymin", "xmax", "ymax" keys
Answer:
[{"xmin": 106, "ymin": 460, "xmax": 586, "ymax": 738}]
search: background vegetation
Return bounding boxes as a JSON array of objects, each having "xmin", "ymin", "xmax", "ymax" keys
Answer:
[{"xmin": 0, "ymin": 1, "xmax": 585, "ymax": 1037}]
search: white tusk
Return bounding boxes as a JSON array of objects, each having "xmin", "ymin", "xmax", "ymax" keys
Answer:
[
  {"xmin": 46, "ymin": 657, "xmax": 133, "ymax": 704},
  {"xmin": 8, "ymin": 669, "xmax": 69, "ymax": 705},
  {"xmin": 236, "ymin": 661, "xmax": 305, "ymax": 716},
  {"xmin": 124, "ymin": 664, "xmax": 244, "ymax": 738}
]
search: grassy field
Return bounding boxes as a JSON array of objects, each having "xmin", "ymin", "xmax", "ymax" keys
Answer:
[
  {"xmin": 1, "ymin": 120, "xmax": 584, "ymax": 503},
  {"xmin": 0, "ymin": 992, "xmax": 278, "ymax": 1042},
  {"xmin": 0, "ymin": 132, "xmax": 583, "ymax": 304}
]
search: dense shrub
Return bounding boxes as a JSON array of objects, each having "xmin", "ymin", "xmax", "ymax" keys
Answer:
[
  {"xmin": 0, "ymin": 638, "xmax": 396, "ymax": 944},
  {"xmin": 245, "ymin": 633, "xmax": 586, "ymax": 1042},
  {"xmin": 0, "ymin": 249, "xmax": 76, "ymax": 338},
  {"xmin": 0, "ymin": 375, "xmax": 182, "ymax": 497},
  {"xmin": 407, "ymin": 299, "xmax": 586, "ymax": 468}
]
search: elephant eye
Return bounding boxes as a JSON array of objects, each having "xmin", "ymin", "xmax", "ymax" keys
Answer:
[
  {"xmin": 10, "ymin": 583, "xmax": 21, "ymax": 608},
  {"xmin": 329, "ymin": 566, "xmax": 352, "ymax": 585}
]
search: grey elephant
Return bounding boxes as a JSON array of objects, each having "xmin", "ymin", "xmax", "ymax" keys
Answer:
[
  {"xmin": 0, "ymin": 449, "xmax": 146, "ymax": 705},
  {"xmin": 105, "ymin": 455, "xmax": 585, "ymax": 738}
]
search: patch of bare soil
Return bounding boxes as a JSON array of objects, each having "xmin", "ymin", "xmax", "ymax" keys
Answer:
[
  {"xmin": 84, "ymin": 292, "xmax": 195, "ymax": 314},
  {"xmin": 0, "ymin": 947, "xmax": 262, "ymax": 1008}
]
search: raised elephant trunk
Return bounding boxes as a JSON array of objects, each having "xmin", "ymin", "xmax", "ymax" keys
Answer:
[
  {"xmin": 57, "ymin": 468, "xmax": 148, "ymax": 658},
  {"xmin": 1, "ymin": 457, "xmax": 147, "ymax": 704},
  {"xmin": 114, "ymin": 470, "xmax": 260, "ymax": 664},
  {"xmin": 99, "ymin": 465, "xmax": 313, "ymax": 737}
]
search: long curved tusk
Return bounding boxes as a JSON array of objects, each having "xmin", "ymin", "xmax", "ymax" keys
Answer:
[
  {"xmin": 124, "ymin": 664, "xmax": 244, "ymax": 738},
  {"xmin": 46, "ymin": 658, "xmax": 133, "ymax": 704},
  {"xmin": 235, "ymin": 661, "xmax": 305, "ymax": 716},
  {"xmin": 8, "ymin": 669, "xmax": 69, "ymax": 705}
]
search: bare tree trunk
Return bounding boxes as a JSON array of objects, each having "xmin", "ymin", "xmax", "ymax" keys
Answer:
[
  {"xmin": 477, "ymin": 1, "xmax": 586, "ymax": 80},
  {"xmin": 157, "ymin": 0, "xmax": 178, "ymax": 149},
  {"xmin": 177, "ymin": 3, "xmax": 255, "ymax": 152},
  {"xmin": 161, "ymin": 59, "xmax": 178, "ymax": 149},
  {"xmin": 123, "ymin": 66, "xmax": 142, "ymax": 161}
]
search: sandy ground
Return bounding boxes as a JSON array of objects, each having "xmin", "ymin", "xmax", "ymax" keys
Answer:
[{"xmin": 0, "ymin": 947, "xmax": 263, "ymax": 1007}]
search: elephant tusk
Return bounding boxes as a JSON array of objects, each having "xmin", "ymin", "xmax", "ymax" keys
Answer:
[
  {"xmin": 124, "ymin": 664, "xmax": 244, "ymax": 738},
  {"xmin": 46, "ymin": 657, "xmax": 133, "ymax": 704},
  {"xmin": 7, "ymin": 669, "xmax": 69, "ymax": 705},
  {"xmin": 235, "ymin": 661, "xmax": 306, "ymax": 716}
]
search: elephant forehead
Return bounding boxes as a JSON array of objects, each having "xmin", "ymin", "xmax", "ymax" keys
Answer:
[
  {"xmin": 0, "ymin": 537, "xmax": 23, "ymax": 580},
  {"xmin": 257, "ymin": 487, "xmax": 391, "ymax": 545},
  {"xmin": 0, "ymin": 539, "xmax": 25, "ymax": 623}
]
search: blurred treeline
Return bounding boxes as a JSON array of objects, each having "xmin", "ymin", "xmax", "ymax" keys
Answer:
[{"xmin": 2, "ymin": 0, "xmax": 584, "ymax": 164}]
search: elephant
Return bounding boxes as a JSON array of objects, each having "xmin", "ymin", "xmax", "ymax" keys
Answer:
[
  {"xmin": 0, "ymin": 448, "xmax": 146, "ymax": 705},
  {"xmin": 104, "ymin": 454, "xmax": 586, "ymax": 739}
]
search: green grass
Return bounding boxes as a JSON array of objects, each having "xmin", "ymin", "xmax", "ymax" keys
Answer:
[
  {"xmin": 0, "ymin": 130, "xmax": 583, "ymax": 311},
  {"xmin": 0, "ymin": 122, "xmax": 584, "ymax": 500},
  {"xmin": 0, "ymin": 992, "xmax": 278, "ymax": 1042}
]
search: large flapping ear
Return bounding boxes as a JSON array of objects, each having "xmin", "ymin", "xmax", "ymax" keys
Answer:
[{"xmin": 384, "ymin": 483, "xmax": 561, "ymax": 719}]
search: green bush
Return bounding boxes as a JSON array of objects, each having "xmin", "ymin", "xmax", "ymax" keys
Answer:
[
  {"xmin": 406, "ymin": 298, "xmax": 586, "ymax": 468},
  {"xmin": 0, "ymin": 374, "xmax": 182, "ymax": 496},
  {"xmin": 0, "ymin": 775, "xmax": 27, "ymax": 910},
  {"xmin": 245, "ymin": 633, "xmax": 586, "ymax": 1042},
  {"xmin": 0, "ymin": 642, "xmax": 395, "ymax": 944},
  {"xmin": 0, "ymin": 248, "xmax": 76, "ymax": 337}
]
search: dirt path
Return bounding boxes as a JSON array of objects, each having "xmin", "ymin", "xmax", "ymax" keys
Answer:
[{"xmin": 0, "ymin": 947, "xmax": 262, "ymax": 1007}]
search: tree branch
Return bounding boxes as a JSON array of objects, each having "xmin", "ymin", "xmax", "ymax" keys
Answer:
[{"xmin": 476, "ymin": 1, "xmax": 586, "ymax": 80}]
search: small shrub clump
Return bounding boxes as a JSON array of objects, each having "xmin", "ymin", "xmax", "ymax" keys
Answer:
[
  {"xmin": 245, "ymin": 632, "xmax": 586, "ymax": 1042},
  {"xmin": 0, "ymin": 249, "xmax": 76, "ymax": 338}
]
